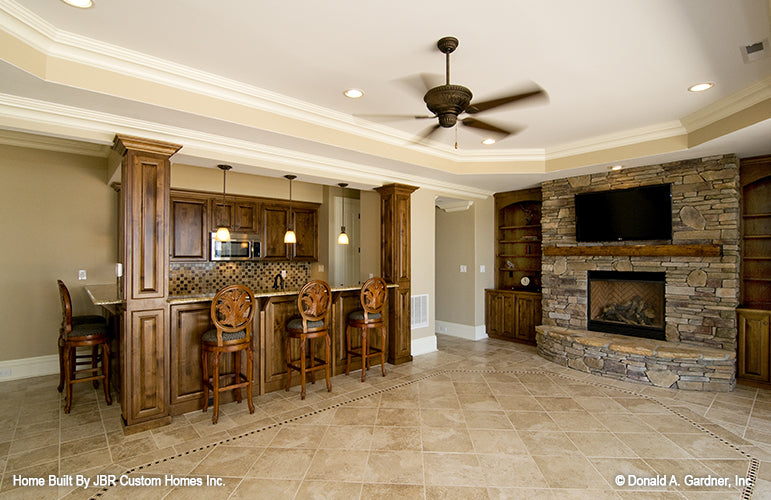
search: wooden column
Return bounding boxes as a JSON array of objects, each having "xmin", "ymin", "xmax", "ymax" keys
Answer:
[
  {"xmin": 375, "ymin": 183, "xmax": 418, "ymax": 365},
  {"xmin": 114, "ymin": 134, "xmax": 181, "ymax": 433}
]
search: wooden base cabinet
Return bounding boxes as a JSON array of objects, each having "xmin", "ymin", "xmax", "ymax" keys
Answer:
[
  {"xmin": 737, "ymin": 308, "xmax": 771, "ymax": 384},
  {"xmin": 485, "ymin": 289, "xmax": 541, "ymax": 345}
]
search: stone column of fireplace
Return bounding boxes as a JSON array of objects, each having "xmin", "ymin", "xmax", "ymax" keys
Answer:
[{"xmin": 540, "ymin": 155, "xmax": 740, "ymax": 351}]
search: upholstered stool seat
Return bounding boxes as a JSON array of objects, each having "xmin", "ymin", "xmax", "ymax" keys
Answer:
[
  {"xmin": 57, "ymin": 280, "xmax": 111, "ymax": 413},
  {"xmin": 285, "ymin": 280, "xmax": 332, "ymax": 400},
  {"xmin": 346, "ymin": 277, "xmax": 388, "ymax": 382},
  {"xmin": 201, "ymin": 284, "xmax": 256, "ymax": 424}
]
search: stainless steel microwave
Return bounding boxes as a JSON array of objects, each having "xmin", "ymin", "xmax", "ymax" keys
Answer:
[{"xmin": 210, "ymin": 233, "xmax": 261, "ymax": 261}]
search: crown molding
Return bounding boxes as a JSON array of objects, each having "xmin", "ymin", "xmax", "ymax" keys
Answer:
[
  {"xmin": 0, "ymin": 93, "xmax": 493, "ymax": 199},
  {"xmin": 0, "ymin": 127, "xmax": 110, "ymax": 156},
  {"xmin": 681, "ymin": 76, "xmax": 771, "ymax": 132}
]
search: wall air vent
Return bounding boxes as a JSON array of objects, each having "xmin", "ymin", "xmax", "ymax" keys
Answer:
[
  {"xmin": 411, "ymin": 294, "xmax": 429, "ymax": 329},
  {"xmin": 741, "ymin": 38, "xmax": 768, "ymax": 63}
]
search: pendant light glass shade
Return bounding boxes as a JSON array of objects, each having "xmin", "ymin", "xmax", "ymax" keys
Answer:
[
  {"xmin": 215, "ymin": 165, "xmax": 232, "ymax": 242},
  {"xmin": 284, "ymin": 174, "xmax": 297, "ymax": 244},
  {"xmin": 337, "ymin": 182, "xmax": 349, "ymax": 245}
]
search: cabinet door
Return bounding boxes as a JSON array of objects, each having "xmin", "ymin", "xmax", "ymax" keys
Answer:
[
  {"xmin": 514, "ymin": 293, "xmax": 540, "ymax": 344},
  {"xmin": 485, "ymin": 291, "xmax": 501, "ymax": 337},
  {"xmin": 292, "ymin": 207, "xmax": 318, "ymax": 261},
  {"xmin": 262, "ymin": 204, "xmax": 290, "ymax": 259},
  {"xmin": 170, "ymin": 195, "xmax": 209, "ymax": 261},
  {"xmin": 170, "ymin": 303, "xmax": 211, "ymax": 408},
  {"xmin": 501, "ymin": 293, "xmax": 516, "ymax": 339},
  {"xmin": 234, "ymin": 202, "xmax": 259, "ymax": 233},
  {"xmin": 737, "ymin": 309, "xmax": 771, "ymax": 382},
  {"xmin": 211, "ymin": 201, "xmax": 234, "ymax": 231}
]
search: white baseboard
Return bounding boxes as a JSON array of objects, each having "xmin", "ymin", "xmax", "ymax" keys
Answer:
[
  {"xmin": 0, "ymin": 354, "xmax": 59, "ymax": 381},
  {"xmin": 411, "ymin": 334, "xmax": 438, "ymax": 356},
  {"xmin": 435, "ymin": 320, "xmax": 488, "ymax": 341}
]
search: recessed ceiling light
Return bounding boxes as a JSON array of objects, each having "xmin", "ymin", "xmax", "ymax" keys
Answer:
[
  {"xmin": 343, "ymin": 88, "xmax": 364, "ymax": 99},
  {"xmin": 610, "ymin": 165, "xmax": 623, "ymax": 171},
  {"xmin": 688, "ymin": 82, "xmax": 714, "ymax": 92},
  {"xmin": 481, "ymin": 138, "xmax": 496, "ymax": 145},
  {"xmin": 61, "ymin": 0, "xmax": 93, "ymax": 8}
]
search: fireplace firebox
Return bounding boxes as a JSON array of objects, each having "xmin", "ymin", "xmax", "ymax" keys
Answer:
[{"xmin": 587, "ymin": 271, "xmax": 666, "ymax": 341}]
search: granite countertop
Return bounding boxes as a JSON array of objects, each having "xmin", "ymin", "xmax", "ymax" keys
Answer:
[
  {"xmin": 168, "ymin": 283, "xmax": 397, "ymax": 305},
  {"xmin": 85, "ymin": 284, "xmax": 123, "ymax": 306}
]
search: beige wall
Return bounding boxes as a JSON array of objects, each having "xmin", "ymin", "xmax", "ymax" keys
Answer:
[
  {"xmin": 0, "ymin": 144, "xmax": 118, "ymax": 362},
  {"xmin": 171, "ymin": 163, "xmax": 323, "ymax": 203},
  {"xmin": 359, "ymin": 190, "xmax": 381, "ymax": 283},
  {"xmin": 473, "ymin": 197, "xmax": 495, "ymax": 325},
  {"xmin": 410, "ymin": 189, "xmax": 437, "ymax": 341},
  {"xmin": 435, "ymin": 207, "xmax": 476, "ymax": 325}
]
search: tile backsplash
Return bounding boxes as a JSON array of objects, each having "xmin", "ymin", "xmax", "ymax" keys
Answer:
[{"xmin": 169, "ymin": 261, "xmax": 311, "ymax": 296}]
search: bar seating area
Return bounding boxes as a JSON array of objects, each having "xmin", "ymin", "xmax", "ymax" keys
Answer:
[
  {"xmin": 201, "ymin": 284, "xmax": 256, "ymax": 424},
  {"xmin": 345, "ymin": 276, "xmax": 388, "ymax": 382},
  {"xmin": 57, "ymin": 280, "xmax": 111, "ymax": 413},
  {"xmin": 284, "ymin": 280, "xmax": 333, "ymax": 400}
]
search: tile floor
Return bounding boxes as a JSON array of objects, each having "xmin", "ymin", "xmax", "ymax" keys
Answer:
[{"xmin": 2, "ymin": 335, "xmax": 771, "ymax": 499}]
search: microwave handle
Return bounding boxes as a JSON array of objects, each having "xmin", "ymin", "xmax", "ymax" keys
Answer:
[{"xmin": 251, "ymin": 241, "xmax": 260, "ymax": 259}]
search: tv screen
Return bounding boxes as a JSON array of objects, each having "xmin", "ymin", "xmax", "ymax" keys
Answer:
[{"xmin": 575, "ymin": 184, "xmax": 672, "ymax": 242}]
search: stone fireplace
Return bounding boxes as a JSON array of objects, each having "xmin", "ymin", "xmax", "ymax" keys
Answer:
[
  {"xmin": 587, "ymin": 271, "xmax": 665, "ymax": 341},
  {"xmin": 536, "ymin": 155, "xmax": 740, "ymax": 391}
]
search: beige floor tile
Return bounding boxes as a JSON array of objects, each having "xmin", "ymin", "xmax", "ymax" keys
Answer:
[
  {"xmin": 549, "ymin": 410, "xmax": 608, "ymax": 432},
  {"xmin": 614, "ymin": 432, "xmax": 691, "ymax": 459},
  {"xmin": 420, "ymin": 408, "xmax": 465, "ymax": 428},
  {"xmin": 190, "ymin": 445, "xmax": 260, "ymax": 477},
  {"xmin": 519, "ymin": 430, "xmax": 581, "ymax": 456},
  {"xmin": 421, "ymin": 426, "xmax": 474, "ymax": 453},
  {"xmin": 566, "ymin": 431, "xmax": 638, "ymax": 458},
  {"xmin": 364, "ymin": 483, "xmax": 425, "ymax": 499},
  {"xmin": 423, "ymin": 452, "xmax": 486, "ymax": 487},
  {"xmin": 662, "ymin": 433, "xmax": 747, "ymax": 459},
  {"xmin": 163, "ymin": 475, "xmax": 240, "ymax": 499},
  {"xmin": 507, "ymin": 411, "xmax": 561, "ymax": 431},
  {"xmin": 375, "ymin": 407, "xmax": 420, "ymax": 427},
  {"xmin": 246, "ymin": 447, "xmax": 315, "ymax": 479},
  {"xmin": 365, "ymin": 449, "xmax": 423, "ymax": 484},
  {"xmin": 331, "ymin": 407, "xmax": 378, "ymax": 426},
  {"xmin": 371, "ymin": 426, "xmax": 421, "ymax": 451},
  {"xmin": 305, "ymin": 449, "xmax": 369, "ymax": 482},
  {"xmin": 532, "ymin": 455, "xmax": 606, "ymax": 489},
  {"xmin": 229, "ymin": 477, "xmax": 300, "ymax": 499}
]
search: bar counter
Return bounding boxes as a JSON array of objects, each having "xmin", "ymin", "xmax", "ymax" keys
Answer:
[{"xmin": 89, "ymin": 283, "xmax": 397, "ymax": 429}]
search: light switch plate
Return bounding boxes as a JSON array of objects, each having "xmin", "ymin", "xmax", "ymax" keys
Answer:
[
  {"xmin": 78, "ymin": 270, "xmax": 87, "ymax": 280},
  {"xmin": 317, "ymin": 264, "xmax": 324, "ymax": 272},
  {"xmin": 480, "ymin": 265, "xmax": 486, "ymax": 273},
  {"xmin": 460, "ymin": 265, "xmax": 467, "ymax": 273}
]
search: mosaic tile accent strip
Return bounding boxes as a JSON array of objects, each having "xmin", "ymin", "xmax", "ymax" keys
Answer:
[{"xmin": 169, "ymin": 261, "xmax": 311, "ymax": 296}]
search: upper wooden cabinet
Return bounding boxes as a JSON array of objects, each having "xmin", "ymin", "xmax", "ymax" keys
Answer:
[
  {"xmin": 170, "ymin": 193, "xmax": 209, "ymax": 262},
  {"xmin": 211, "ymin": 199, "xmax": 260, "ymax": 234},
  {"xmin": 262, "ymin": 202, "xmax": 319, "ymax": 261},
  {"xmin": 171, "ymin": 189, "xmax": 319, "ymax": 262},
  {"xmin": 740, "ymin": 155, "xmax": 771, "ymax": 310}
]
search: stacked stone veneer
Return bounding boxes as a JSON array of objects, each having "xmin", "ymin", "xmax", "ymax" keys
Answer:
[
  {"xmin": 536, "ymin": 326, "xmax": 736, "ymax": 391},
  {"xmin": 538, "ymin": 155, "xmax": 740, "ymax": 390}
]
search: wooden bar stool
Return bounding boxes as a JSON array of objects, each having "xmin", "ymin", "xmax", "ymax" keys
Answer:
[
  {"xmin": 285, "ymin": 280, "xmax": 332, "ymax": 400},
  {"xmin": 345, "ymin": 277, "xmax": 388, "ymax": 381},
  {"xmin": 201, "ymin": 284, "xmax": 256, "ymax": 424},
  {"xmin": 57, "ymin": 280, "xmax": 111, "ymax": 413}
]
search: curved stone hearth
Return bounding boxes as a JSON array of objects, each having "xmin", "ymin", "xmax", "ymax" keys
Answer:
[{"xmin": 536, "ymin": 325, "xmax": 736, "ymax": 391}]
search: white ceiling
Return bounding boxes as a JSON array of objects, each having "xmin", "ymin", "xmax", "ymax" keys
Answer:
[{"xmin": 0, "ymin": 0, "xmax": 770, "ymax": 196}]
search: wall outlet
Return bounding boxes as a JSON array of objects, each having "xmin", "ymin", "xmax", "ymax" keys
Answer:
[
  {"xmin": 480, "ymin": 265, "xmax": 486, "ymax": 273},
  {"xmin": 78, "ymin": 270, "xmax": 87, "ymax": 280},
  {"xmin": 317, "ymin": 264, "xmax": 325, "ymax": 272},
  {"xmin": 280, "ymin": 270, "xmax": 287, "ymax": 279},
  {"xmin": 0, "ymin": 368, "xmax": 11, "ymax": 378},
  {"xmin": 369, "ymin": 273, "xmax": 373, "ymax": 279},
  {"xmin": 460, "ymin": 265, "xmax": 467, "ymax": 273}
]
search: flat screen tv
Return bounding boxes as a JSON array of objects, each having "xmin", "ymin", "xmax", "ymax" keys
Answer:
[{"xmin": 575, "ymin": 183, "xmax": 672, "ymax": 242}]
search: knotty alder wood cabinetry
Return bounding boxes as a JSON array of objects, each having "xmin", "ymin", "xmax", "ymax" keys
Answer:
[
  {"xmin": 485, "ymin": 188, "xmax": 543, "ymax": 345},
  {"xmin": 169, "ymin": 287, "xmax": 390, "ymax": 412},
  {"xmin": 170, "ymin": 189, "xmax": 319, "ymax": 262},
  {"xmin": 737, "ymin": 155, "xmax": 771, "ymax": 387}
]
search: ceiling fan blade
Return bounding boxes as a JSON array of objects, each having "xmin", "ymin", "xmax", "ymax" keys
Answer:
[
  {"xmin": 466, "ymin": 88, "xmax": 547, "ymax": 114},
  {"xmin": 396, "ymin": 73, "xmax": 443, "ymax": 96},
  {"xmin": 412, "ymin": 123, "xmax": 442, "ymax": 143},
  {"xmin": 460, "ymin": 117, "xmax": 518, "ymax": 137},
  {"xmin": 355, "ymin": 114, "xmax": 435, "ymax": 122}
]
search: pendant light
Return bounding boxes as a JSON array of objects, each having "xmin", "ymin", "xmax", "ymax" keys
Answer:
[
  {"xmin": 337, "ymin": 183, "xmax": 350, "ymax": 245},
  {"xmin": 283, "ymin": 175, "xmax": 297, "ymax": 244},
  {"xmin": 214, "ymin": 164, "xmax": 232, "ymax": 242}
]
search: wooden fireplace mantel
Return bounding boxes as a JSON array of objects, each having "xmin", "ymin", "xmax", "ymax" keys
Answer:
[{"xmin": 543, "ymin": 244, "xmax": 721, "ymax": 257}]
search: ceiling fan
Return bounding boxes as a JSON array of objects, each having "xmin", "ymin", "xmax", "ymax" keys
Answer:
[{"xmin": 362, "ymin": 36, "xmax": 548, "ymax": 146}]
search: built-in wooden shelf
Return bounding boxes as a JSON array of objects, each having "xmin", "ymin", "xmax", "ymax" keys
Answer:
[{"xmin": 543, "ymin": 244, "xmax": 721, "ymax": 257}]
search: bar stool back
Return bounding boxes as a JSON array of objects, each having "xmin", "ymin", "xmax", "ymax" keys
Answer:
[
  {"xmin": 201, "ymin": 284, "xmax": 256, "ymax": 424},
  {"xmin": 345, "ymin": 277, "xmax": 387, "ymax": 381},
  {"xmin": 285, "ymin": 280, "xmax": 332, "ymax": 399},
  {"xmin": 57, "ymin": 280, "xmax": 111, "ymax": 413}
]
